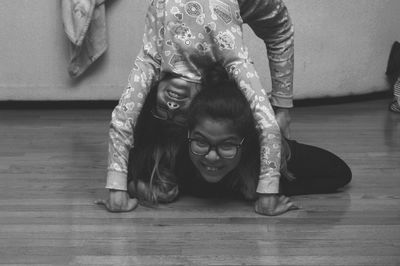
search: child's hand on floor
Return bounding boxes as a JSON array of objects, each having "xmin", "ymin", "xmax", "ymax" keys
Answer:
[
  {"xmin": 95, "ymin": 190, "xmax": 138, "ymax": 212},
  {"xmin": 254, "ymin": 194, "xmax": 298, "ymax": 216}
]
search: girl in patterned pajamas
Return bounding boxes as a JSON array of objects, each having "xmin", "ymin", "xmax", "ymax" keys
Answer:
[{"xmin": 102, "ymin": 0, "xmax": 295, "ymax": 216}]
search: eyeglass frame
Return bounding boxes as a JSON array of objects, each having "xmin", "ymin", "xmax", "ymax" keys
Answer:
[
  {"xmin": 151, "ymin": 105, "xmax": 188, "ymax": 127},
  {"xmin": 187, "ymin": 131, "xmax": 245, "ymax": 159}
]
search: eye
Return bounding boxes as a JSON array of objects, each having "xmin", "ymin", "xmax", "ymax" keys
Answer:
[
  {"xmin": 219, "ymin": 142, "xmax": 237, "ymax": 151},
  {"xmin": 193, "ymin": 139, "xmax": 208, "ymax": 147}
]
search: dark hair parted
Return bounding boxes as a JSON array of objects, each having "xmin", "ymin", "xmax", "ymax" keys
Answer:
[{"xmin": 188, "ymin": 65, "xmax": 255, "ymax": 138}]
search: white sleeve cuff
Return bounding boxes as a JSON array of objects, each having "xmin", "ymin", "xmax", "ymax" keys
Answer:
[
  {"xmin": 105, "ymin": 170, "xmax": 128, "ymax": 191},
  {"xmin": 256, "ymin": 175, "xmax": 280, "ymax": 194}
]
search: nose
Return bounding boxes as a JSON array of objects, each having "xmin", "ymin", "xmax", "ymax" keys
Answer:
[{"xmin": 204, "ymin": 148, "xmax": 220, "ymax": 161}]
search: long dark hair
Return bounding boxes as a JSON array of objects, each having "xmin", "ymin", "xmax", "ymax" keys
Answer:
[
  {"xmin": 187, "ymin": 64, "xmax": 293, "ymax": 200},
  {"xmin": 127, "ymin": 79, "xmax": 185, "ymax": 204},
  {"xmin": 187, "ymin": 65, "xmax": 256, "ymax": 138}
]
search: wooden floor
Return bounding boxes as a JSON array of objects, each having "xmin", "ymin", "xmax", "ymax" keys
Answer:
[{"xmin": 0, "ymin": 99, "xmax": 399, "ymax": 266}]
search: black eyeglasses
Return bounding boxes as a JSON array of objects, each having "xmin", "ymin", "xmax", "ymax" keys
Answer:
[
  {"xmin": 151, "ymin": 105, "xmax": 187, "ymax": 127},
  {"xmin": 187, "ymin": 132, "xmax": 245, "ymax": 159}
]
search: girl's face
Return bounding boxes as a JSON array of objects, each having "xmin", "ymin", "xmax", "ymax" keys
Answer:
[
  {"xmin": 188, "ymin": 117, "xmax": 243, "ymax": 183},
  {"xmin": 155, "ymin": 77, "xmax": 201, "ymax": 125}
]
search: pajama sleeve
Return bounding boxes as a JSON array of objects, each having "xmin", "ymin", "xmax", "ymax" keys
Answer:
[
  {"xmin": 239, "ymin": 0, "xmax": 294, "ymax": 108},
  {"xmin": 225, "ymin": 60, "xmax": 282, "ymax": 194},
  {"xmin": 106, "ymin": 3, "xmax": 161, "ymax": 191},
  {"xmin": 210, "ymin": 0, "xmax": 282, "ymax": 194}
]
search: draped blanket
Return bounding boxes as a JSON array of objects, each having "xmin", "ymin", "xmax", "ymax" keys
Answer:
[{"xmin": 61, "ymin": 0, "xmax": 108, "ymax": 78}]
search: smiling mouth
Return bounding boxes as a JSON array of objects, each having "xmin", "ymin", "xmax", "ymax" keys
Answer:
[
  {"xmin": 205, "ymin": 166, "xmax": 219, "ymax": 172},
  {"xmin": 167, "ymin": 90, "xmax": 188, "ymax": 101},
  {"xmin": 201, "ymin": 163, "xmax": 222, "ymax": 173}
]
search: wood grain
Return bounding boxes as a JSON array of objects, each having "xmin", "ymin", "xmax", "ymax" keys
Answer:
[{"xmin": 0, "ymin": 99, "xmax": 399, "ymax": 265}]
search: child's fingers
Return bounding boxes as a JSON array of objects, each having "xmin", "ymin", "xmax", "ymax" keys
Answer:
[
  {"xmin": 278, "ymin": 195, "xmax": 299, "ymax": 209},
  {"xmin": 94, "ymin": 199, "xmax": 113, "ymax": 212},
  {"xmin": 95, "ymin": 198, "xmax": 138, "ymax": 212},
  {"xmin": 277, "ymin": 196, "xmax": 299, "ymax": 213},
  {"xmin": 125, "ymin": 198, "xmax": 139, "ymax": 212},
  {"xmin": 287, "ymin": 201, "xmax": 300, "ymax": 211},
  {"xmin": 280, "ymin": 196, "xmax": 291, "ymax": 205}
]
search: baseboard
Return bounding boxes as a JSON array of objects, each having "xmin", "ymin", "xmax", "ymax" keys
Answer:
[
  {"xmin": 0, "ymin": 91, "xmax": 392, "ymax": 109},
  {"xmin": 294, "ymin": 90, "xmax": 392, "ymax": 107}
]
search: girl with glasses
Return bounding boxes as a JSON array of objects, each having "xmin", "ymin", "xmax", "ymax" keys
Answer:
[{"xmin": 121, "ymin": 65, "xmax": 351, "ymax": 215}]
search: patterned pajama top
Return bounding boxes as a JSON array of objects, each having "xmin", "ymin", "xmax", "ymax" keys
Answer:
[{"xmin": 107, "ymin": 0, "xmax": 294, "ymax": 194}]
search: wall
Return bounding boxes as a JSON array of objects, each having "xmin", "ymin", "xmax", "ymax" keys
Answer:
[{"xmin": 0, "ymin": 0, "xmax": 399, "ymax": 101}]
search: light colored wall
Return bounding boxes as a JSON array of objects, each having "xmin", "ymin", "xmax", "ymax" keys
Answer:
[{"xmin": 0, "ymin": 0, "xmax": 399, "ymax": 101}]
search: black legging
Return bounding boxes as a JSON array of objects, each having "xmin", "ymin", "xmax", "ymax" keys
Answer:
[{"xmin": 281, "ymin": 139, "xmax": 352, "ymax": 196}]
